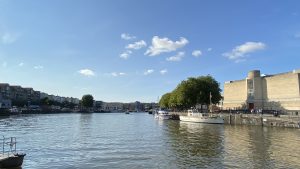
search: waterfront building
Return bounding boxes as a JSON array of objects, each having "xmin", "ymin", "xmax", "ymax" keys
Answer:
[
  {"xmin": 0, "ymin": 94, "xmax": 11, "ymax": 108},
  {"xmin": 40, "ymin": 92, "xmax": 49, "ymax": 99},
  {"xmin": 0, "ymin": 83, "xmax": 80, "ymax": 106},
  {"xmin": 223, "ymin": 69, "xmax": 300, "ymax": 111},
  {"xmin": 0, "ymin": 83, "xmax": 10, "ymax": 99},
  {"xmin": 102, "ymin": 102, "xmax": 124, "ymax": 112},
  {"xmin": 122, "ymin": 101, "xmax": 144, "ymax": 112}
]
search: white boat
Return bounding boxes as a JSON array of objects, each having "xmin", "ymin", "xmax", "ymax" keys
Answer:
[
  {"xmin": 9, "ymin": 106, "xmax": 21, "ymax": 115},
  {"xmin": 154, "ymin": 110, "xmax": 171, "ymax": 120},
  {"xmin": 180, "ymin": 109, "xmax": 224, "ymax": 124}
]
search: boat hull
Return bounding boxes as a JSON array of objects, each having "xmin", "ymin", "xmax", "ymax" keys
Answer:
[
  {"xmin": 154, "ymin": 114, "xmax": 171, "ymax": 120},
  {"xmin": 0, "ymin": 154, "xmax": 26, "ymax": 168},
  {"xmin": 180, "ymin": 116, "xmax": 224, "ymax": 124}
]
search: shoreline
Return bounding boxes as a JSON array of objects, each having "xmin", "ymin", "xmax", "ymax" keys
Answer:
[{"xmin": 170, "ymin": 112, "xmax": 300, "ymax": 129}]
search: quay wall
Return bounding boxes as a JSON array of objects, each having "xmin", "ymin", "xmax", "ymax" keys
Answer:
[{"xmin": 170, "ymin": 112, "xmax": 300, "ymax": 128}]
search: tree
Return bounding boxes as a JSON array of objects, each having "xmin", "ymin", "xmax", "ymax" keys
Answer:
[
  {"xmin": 81, "ymin": 94, "xmax": 94, "ymax": 108},
  {"xmin": 195, "ymin": 76, "xmax": 222, "ymax": 105},
  {"xmin": 159, "ymin": 93, "xmax": 171, "ymax": 108},
  {"xmin": 159, "ymin": 75, "xmax": 222, "ymax": 110}
]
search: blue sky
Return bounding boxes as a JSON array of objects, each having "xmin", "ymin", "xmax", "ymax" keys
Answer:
[{"xmin": 0, "ymin": 0, "xmax": 299, "ymax": 102}]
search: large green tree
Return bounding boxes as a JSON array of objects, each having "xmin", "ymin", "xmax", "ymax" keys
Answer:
[
  {"xmin": 81, "ymin": 94, "xmax": 94, "ymax": 108},
  {"xmin": 159, "ymin": 93, "xmax": 171, "ymax": 108},
  {"xmin": 159, "ymin": 75, "xmax": 222, "ymax": 110}
]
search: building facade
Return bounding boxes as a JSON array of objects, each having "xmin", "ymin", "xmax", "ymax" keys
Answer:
[
  {"xmin": 223, "ymin": 69, "xmax": 300, "ymax": 111},
  {"xmin": 0, "ymin": 94, "xmax": 11, "ymax": 108}
]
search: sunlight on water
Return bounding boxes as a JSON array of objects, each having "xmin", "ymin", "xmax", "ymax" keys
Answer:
[{"xmin": 0, "ymin": 113, "xmax": 299, "ymax": 169}]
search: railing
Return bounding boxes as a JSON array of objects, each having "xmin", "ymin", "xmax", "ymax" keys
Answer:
[{"xmin": 1, "ymin": 136, "xmax": 17, "ymax": 156}]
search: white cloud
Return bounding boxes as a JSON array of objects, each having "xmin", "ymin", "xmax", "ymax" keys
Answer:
[
  {"xmin": 207, "ymin": 48, "xmax": 212, "ymax": 51},
  {"xmin": 78, "ymin": 69, "xmax": 95, "ymax": 77},
  {"xmin": 223, "ymin": 42, "xmax": 266, "ymax": 61},
  {"xmin": 126, "ymin": 40, "xmax": 147, "ymax": 50},
  {"xmin": 34, "ymin": 65, "xmax": 44, "ymax": 69},
  {"xmin": 166, "ymin": 52, "xmax": 185, "ymax": 62},
  {"xmin": 1, "ymin": 33, "xmax": 19, "ymax": 44},
  {"xmin": 192, "ymin": 50, "xmax": 202, "ymax": 57},
  {"xmin": 160, "ymin": 69, "xmax": 168, "ymax": 75},
  {"xmin": 111, "ymin": 72, "xmax": 126, "ymax": 77},
  {"xmin": 145, "ymin": 36, "xmax": 189, "ymax": 56},
  {"xmin": 120, "ymin": 50, "xmax": 132, "ymax": 59},
  {"xmin": 144, "ymin": 69, "xmax": 154, "ymax": 75},
  {"xmin": 121, "ymin": 33, "xmax": 136, "ymax": 40},
  {"xmin": 18, "ymin": 62, "xmax": 24, "ymax": 67}
]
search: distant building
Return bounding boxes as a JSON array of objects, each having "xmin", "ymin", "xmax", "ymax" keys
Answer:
[
  {"xmin": 223, "ymin": 69, "xmax": 300, "ymax": 111},
  {"xmin": 102, "ymin": 102, "xmax": 123, "ymax": 111},
  {"xmin": 40, "ymin": 92, "xmax": 49, "ymax": 99},
  {"xmin": 122, "ymin": 101, "xmax": 144, "ymax": 111},
  {"xmin": 0, "ymin": 83, "xmax": 80, "ymax": 106},
  {"xmin": 0, "ymin": 94, "xmax": 11, "ymax": 108},
  {"xmin": 0, "ymin": 83, "xmax": 10, "ymax": 99}
]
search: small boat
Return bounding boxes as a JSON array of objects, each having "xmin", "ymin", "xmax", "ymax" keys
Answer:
[
  {"xmin": 154, "ymin": 109, "xmax": 171, "ymax": 120},
  {"xmin": 0, "ymin": 137, "xmax": 26, "ymax": 168},
  {"xmin": 9, "ymin": 106, "xmax": 21, "ymax": 115},
  {"xmin": 180, "ymin": 109, "xmax": 224, "ymax": 124}
]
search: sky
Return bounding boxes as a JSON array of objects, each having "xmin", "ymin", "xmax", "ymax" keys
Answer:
[{"xmin": 0, "ymin": 0, "xmax": 299, "ymax": 102}]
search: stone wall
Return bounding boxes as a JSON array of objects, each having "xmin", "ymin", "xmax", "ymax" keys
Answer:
[
  {"xmin": 221, "ymin": 113, "xmax": 300, "ymax": 128},
  {"xmin": 169, "ymin": 112, "xmax": 300, "ymax": 128}
]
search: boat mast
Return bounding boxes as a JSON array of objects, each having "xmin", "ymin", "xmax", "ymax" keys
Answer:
[{"xmin": 209, "ymin": 92, "xmax": 212, "ymax": 113}]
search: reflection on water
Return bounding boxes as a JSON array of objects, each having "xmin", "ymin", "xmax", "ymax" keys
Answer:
[
  {"xmin": 0, "ymin": 113, "xmax": 299, "ymax": 169},
  {"xmin": 223, "ymin": 126, "xmax": 300, "ymax": 169},
  {"xmin": 165, "ymin": 122, "xmax": 224, "ymax": 168}
]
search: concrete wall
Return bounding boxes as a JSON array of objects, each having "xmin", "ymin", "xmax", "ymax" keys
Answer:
[
  {"xmin": 223, "ymin": 80, "xmax": 247, "ymax": 109},
  {"xmin": 264, "ymin": 73, "xmax": 299, "ymax": 99},
  {"xmin": 262, "ymin": 72, "xmax": 300, "ymax": 110}
]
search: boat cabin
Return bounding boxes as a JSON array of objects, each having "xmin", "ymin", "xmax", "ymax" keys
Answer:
[{"xmin": 187, "ymin": 109, "xmax": 208, "ymax": 117}]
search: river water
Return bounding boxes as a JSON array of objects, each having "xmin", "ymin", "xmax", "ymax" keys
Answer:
[{"xmin": 0, "ymin": 113, "xmax": 299, "ymax": 169}]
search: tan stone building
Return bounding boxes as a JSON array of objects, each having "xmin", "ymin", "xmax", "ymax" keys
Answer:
[{"xmin": 223, "ymin": 69, "xmax": 300, "ymax": 111}]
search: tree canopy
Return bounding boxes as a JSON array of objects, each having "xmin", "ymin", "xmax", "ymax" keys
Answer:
[
  {"xmin": 159, "ymin": 75, "xmax": 222, "ymax": 110},
  {"xmin": 81, "ymin": 94, "xmax": 94, "ymax": 108}
]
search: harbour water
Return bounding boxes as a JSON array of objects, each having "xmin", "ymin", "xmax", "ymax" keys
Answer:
[{"xmin": 1, "ymin": 113, "xmax": 299, "ymax": 169}]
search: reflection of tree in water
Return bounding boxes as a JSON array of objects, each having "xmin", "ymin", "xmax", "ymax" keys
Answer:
[
  {"xmin": 79, "ymin": 113, "xmax": 93, "ymax": 137},
  {"xmin": 164, "ymin": 121, "xmax": 225, "ymax": 168}
]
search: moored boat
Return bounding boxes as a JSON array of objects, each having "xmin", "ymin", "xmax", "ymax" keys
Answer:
[
  {"xmin": 9, "ymin": 106, "xmax": 21, "ymax": 115},
  {"xmin": 0, "ymin": 137, "xmax": 26, "ymax": 168},
  {"xmin": 154, "ymin": 109, "xmax": 171, "ymax": 120},
  {"xmin": 180, "ymin": 109, "xmax": 224, "ymax": 124}
]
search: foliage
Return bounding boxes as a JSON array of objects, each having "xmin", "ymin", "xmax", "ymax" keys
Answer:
[
  {"xmin": 40, "ymin": 97, "xmax": 53, "ymax": 105},
  {"xmin": 81, "ymin": 94, "xmax": 94, "ymax": 108},
  {"xmin": 159, "ymin": 75, "xmax": 222, "ymax": 110},
  {"xmin": 159, "ymin": 93, "xmax": 171, "ymax": 108}
]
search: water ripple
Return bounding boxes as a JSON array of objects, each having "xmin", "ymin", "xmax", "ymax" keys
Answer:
[{"xmin": 0, "ymin": 113, "xmax": 299, "ymax": 168}]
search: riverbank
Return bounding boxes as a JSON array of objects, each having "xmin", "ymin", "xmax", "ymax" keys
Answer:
[{"xmin": 170, "ymin": 112, "xmax": 300, "ymax": 128}]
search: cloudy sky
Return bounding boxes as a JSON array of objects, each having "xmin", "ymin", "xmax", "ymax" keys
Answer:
[{"xmin": 0, "ymin": 0, "xmax": 299, "ymax": 102}]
